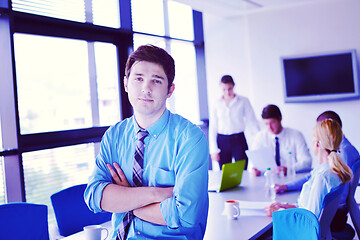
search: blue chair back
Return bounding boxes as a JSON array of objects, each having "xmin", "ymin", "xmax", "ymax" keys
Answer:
[
  {"xmin": 0, "ymin": 202, "xmax": 49, "ymax": 240},
  {"xmin": 273, "ymin": 208, "xmax": 320, "ymax": 240},
  {"xmin": 319, "ymin": 183, "xmax": 346, "ymax": 240},
  {"xmin": 51, "ymin": 184, "xmax": 112, "ymax": 237},
  {"xmin": 347, "ymin": 159, "xmax": 360, "ymax": 237}
]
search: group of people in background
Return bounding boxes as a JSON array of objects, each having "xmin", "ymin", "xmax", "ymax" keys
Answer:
[{"xmin": 209, "ymin": 74, "xmax": 359, "ymax": 237}]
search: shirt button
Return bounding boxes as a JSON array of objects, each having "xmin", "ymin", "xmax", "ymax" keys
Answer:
[
  {"xmin": 154, "ymin": 134, "xmax": 157, "ymax": 137},
  {"xmin": 137, "ymin": 231, "xmax": 141, "ymax": 235}
]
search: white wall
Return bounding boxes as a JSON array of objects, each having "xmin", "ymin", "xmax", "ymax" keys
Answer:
[{"xmin": 203, "ymin": 0, "xmax": 360, "ymax": 163}]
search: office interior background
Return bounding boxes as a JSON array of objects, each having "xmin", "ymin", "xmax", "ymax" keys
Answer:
[{"xmin": 1, "ymin": 0, "xmax": 360, "ymax": 230}]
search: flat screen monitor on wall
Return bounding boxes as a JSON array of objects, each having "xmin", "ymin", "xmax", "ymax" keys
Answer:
[{"xmin": 281, "ymin": 49, "xmax": 359, "ymax": 103}]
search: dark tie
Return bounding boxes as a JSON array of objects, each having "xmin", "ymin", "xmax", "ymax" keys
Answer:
[
  {"xmin": 117, "ymin": 130, "xmax": 148, "ymax": 240},
  {"xmin": 275, "ymin": 136, "xmax": 280, "ymax": 166}
]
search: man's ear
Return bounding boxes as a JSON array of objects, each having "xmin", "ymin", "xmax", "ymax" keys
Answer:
[
  {"xmin": 124, "ymin": 76, "xmax": 128, "ymax": 93},
  {"xmin": 167, "ymin": 83, "xmax": 175, "ymax": 98}
]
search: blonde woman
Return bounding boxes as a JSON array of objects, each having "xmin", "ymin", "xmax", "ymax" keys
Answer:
[{"xmin": 265, "ymin": 119, "xmax": 353, "ymax": 217}]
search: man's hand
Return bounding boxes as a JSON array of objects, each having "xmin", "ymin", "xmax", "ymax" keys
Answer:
[
  {"xmin": 251, "ymin": 167, "xmax": 261, "ymax": 177},
  {"xmin": 274, "ymin": 184, "xmax": 287, "ymax": 194},
  {"xmin": 211, "ymin": 153, "xmax": 220, "ymax": 162},
  {"xmin": 106, "ymin": 162, "xmax": 173, "ymax": 202},
  {"xmin": 106, "ymin": 163, "xmax": 130, "ymax": 187},
  {"xmin": 101, "ymin": 163, "xmax": 174, "ymax": 215}
]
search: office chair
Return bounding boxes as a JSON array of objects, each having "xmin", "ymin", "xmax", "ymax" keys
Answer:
[
  {"xmin": 319, "ymin": 184, "xmax": 346, "ymax": 240},
  {"xmin": 273, "ymin": 208, "xmax": 320, "ymax": 240},
  {"xmin": 51, "ymin": 184, "xmax": 112, "ymax": 237},
  {"xmin": 347, "ymin": 159, "xmax": 360, "ymax": 237},
  {"xmin": 0, "ymin": 202, "xmax": 49, "ymax": 240}
]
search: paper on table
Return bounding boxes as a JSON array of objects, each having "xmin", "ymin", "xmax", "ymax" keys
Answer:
[
  {"xmin": 238, "ymin": 200, "xmax": 271, "ymax": 209},
  {"xmin": 246, "ymin": 147, "xmax": 277, "ymax": 172},
  {"xmin": 221, "ymin": 200, "xmax": 271, "ymax": 217}
]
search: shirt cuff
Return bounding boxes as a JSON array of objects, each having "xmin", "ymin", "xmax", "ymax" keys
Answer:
[{"xmin": 160, "ymin": 197, "xmax": 180, "ymax": 229}]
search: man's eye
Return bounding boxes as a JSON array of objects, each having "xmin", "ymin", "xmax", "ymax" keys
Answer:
[
  {"xmin": 135, "ymin": 77, "xmax": 143, "ymax": 81},
  {"xmin": 154, "ymin": 80, "xmax": 162, "ymax": 84}
]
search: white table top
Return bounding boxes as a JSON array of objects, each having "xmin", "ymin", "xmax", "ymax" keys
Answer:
[
  {"xmin": 204, "ymin": 170, "xmax": 304, "ymax": 240},
  {"xmin": 63, "ymin": 171, "xmax": 304, "ymax": 240},
  {"xmin": 62, "ymin": 221, "xmax": 112, "ymax": 240}
]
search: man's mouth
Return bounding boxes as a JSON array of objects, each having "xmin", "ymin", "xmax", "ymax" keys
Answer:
[{"xmin": 138, "ymin": 97, "xmax": 153, "ymax": 102}]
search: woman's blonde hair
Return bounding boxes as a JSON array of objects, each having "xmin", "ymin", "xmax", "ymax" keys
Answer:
[{"xmin": 314, "ymin": 119, "xmax": 353, "ymax": 183}]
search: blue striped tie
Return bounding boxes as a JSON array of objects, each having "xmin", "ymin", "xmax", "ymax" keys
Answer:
[{"xmin": 117, "ymin": 130, "xmax": 148, "ymax": 240}]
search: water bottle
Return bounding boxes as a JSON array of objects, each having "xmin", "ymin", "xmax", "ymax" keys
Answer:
[
  {"xmin": 264, "ymin": 168, "xmax": 276, "ymax": 202},
  {"xmin": 287, "ymin": 152, "xmax": 296, "ymax": 179}
]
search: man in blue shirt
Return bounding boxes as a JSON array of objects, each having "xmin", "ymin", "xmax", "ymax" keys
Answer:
[{"xmin": 84, "ymin": 45, "xmax": 209, "ymax": 239}]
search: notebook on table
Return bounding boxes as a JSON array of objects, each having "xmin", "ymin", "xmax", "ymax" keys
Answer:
[
  {"xmin": 208, "ymin": 160, "xmax": 246, "ymax": 192},
  {"xmin": 245, "ymin": 147, "xmax": 276, "ymax": 172}
]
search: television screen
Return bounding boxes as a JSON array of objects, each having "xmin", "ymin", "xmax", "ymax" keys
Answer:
[{"xmin": 281, "ymin": 50, "xmax": 359, "ymax": 103}]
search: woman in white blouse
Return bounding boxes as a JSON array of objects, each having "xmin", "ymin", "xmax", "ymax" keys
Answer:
[
  {"xmin": 265, "ymin": 119, "xmax": 353, "ymax": 217},
  {"xmin": 208, "ymin": 75, "xmax": 259, "ymax": 170}
]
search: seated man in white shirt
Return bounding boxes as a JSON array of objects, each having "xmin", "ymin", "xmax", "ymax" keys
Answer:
[{"xmin": 251, "ymin": 104, "xmax": 312, "ymax": 176}]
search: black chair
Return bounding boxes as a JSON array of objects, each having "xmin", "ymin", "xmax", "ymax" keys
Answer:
[
  {"xmin": 319, "ymin": 184, "xmax": 351, "ymax": 240},
  {"xmin": 51, "ymin": 184, "xmax": 112, "ymax": 237}
]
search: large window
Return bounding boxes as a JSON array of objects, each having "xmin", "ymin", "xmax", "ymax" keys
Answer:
[{"xmin": 14, "ymin": 34, "xmax": 121, "ymax": 134}]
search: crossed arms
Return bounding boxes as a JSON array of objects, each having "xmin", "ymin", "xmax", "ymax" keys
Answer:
[{"xmin": 100, "ymin": 162, "xmax": 173, "ymax": 225}]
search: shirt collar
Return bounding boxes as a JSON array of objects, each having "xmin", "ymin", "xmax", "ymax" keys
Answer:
[
  {"xmin": 311, "ymin": 160, "xmax": 330, "ymax": 175},
  {"xmin": 132, "ymin": 109, "xmax": 170, "ymax": 139},
  {"xmin": 272, "ymin": 127, "xmax": 285, "ymax": 139}
]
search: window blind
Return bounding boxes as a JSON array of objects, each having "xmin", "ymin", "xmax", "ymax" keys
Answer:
[
  {"xmin": 11, "ymin": 0, "xmax": 120, "ymax": 28},
  {"xmin": 12, "ymin": 0, "xmax": 86, "ymax": 22},
  {"xmin": 22, "ymin": 143, "xmax": 96, "ymax": 225}
]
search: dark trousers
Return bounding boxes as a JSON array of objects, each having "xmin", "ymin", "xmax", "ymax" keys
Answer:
[{"xmin": 217, "ymin": 132, "xmax": 249, "ymax": 170}]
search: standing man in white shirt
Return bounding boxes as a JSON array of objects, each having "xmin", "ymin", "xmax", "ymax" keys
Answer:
[
  {"xmin": 251, "ymin": 104, "xmax": 312, "ymax": 176},
  {"xmin": 209, "ymin": 75, "xmax": 259, "ymax": 170}
]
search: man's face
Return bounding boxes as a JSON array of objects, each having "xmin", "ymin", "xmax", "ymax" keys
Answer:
[
  {"xmin": 124, "ymin": 61, "xmax": 174, "ymax": 120},
  {"xmin": 220, "ymin": 83, "xmax": 235, "ymax": 100},
  {"xmin": 263, "ymin": 118, "xmax": 282, "ymax": 135}
]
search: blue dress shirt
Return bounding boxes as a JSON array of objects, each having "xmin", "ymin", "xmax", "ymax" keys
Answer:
[{"xmin": 84, "ymin": 109, "xmax": 209, "ymax": 239}]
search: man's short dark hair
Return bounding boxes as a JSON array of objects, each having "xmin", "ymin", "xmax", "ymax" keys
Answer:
[
  {"xmin": 220, "ymin": 75, "xmax": 235, "ymax": 85},
  {"xmin": 316, "ymin": 110, "xmax": 342, "ymax": 128},
  {"xmin": 125, "ymin": 44, "xmax": 175, "ymax": 91},
  {"xmin": 261, "ymin": 104, "xmax": 282, "ymax": 120}
]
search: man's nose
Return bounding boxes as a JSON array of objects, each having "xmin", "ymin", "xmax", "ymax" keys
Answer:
[{"xmin": 142, "ymin": 81, "xmax": 152, "ymax": 94}]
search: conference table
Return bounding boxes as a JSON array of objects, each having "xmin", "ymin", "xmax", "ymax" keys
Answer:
[
  {"xmin": 63, "ymin": 171, "xmax": 305, "ymax": 240},
  {"xmin": 204, "ymin": 170, "xmax": 304, "ymax": 240}
]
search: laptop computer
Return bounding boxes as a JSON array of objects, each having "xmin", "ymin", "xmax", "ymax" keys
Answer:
[{"xmin": 208, "ymin": 160, "xmax": 246, "ymax": 192}]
